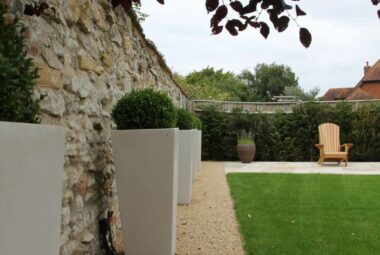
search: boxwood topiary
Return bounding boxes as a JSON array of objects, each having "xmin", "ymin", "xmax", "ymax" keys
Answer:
[
  {"xmin": 111, "ymin": 88, "xmax": 177, "ymax": 130},
  {"xmin": 0, "ymin": 5, "xmax": 40, "ymax": 123},
  {"xmin": 192, "ymin": 115, "xmax": 202, "ymax": 130},
  {"xmin": 176, "ymin": 107, "xmax": 193, "ymax": 130}
]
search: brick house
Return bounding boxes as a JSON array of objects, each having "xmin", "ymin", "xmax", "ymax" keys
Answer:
[{"xmin": 322, "ymin": 60, "xmax": 380, "ymax": 100}]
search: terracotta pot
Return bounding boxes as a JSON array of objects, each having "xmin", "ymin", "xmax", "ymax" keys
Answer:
[{"xmin": 237, "ymin": 144, "xmax": 256, "ymax": 163}]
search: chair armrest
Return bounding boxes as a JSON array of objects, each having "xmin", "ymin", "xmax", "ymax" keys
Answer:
[
  {"xmin": 341, "ymin": 143, "xmax": 353, "ymax": 152},
  {"xmin": 315, "ymin": 144, "xmax": 324, "ymax": 149}
]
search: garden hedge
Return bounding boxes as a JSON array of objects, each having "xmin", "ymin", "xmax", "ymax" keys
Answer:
[{"xmin": 199, "ymin": 102, "xmax": 380, "ymax": 162}]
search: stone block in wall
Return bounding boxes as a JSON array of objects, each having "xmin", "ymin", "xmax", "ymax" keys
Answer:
[
  {"xmin": 42, "ymin": 47, "xmax": 64, "ymax": 70},
  {"xmin": 78, "ymin": 49, "xmax": 99, "ymax": 72},
  {"xmin": 68, "ymin": 73, "xmax": 93, "ymax": 99},
  {"xmin": 35, "ymin": 88, "xmax": 65, "ymax": 117},
  {"xmin": 35, "ymin": 61, "xmax": 63, "ymax": 90},
  {"xmin": 62, "ymin": 0, "xmax": 81, "ymax": 26}
]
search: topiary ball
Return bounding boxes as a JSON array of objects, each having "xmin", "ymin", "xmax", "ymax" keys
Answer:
[
  {"xmin": 111, "ymin": 88, "xmax": 177, "ymax": 130},
  {"xmin": 192, "ymin": 115, "xmax": 202, "ymax": 130},
  {"xmin": 176, "ymin": 108, "xmax": 193, "ymax": 130}
]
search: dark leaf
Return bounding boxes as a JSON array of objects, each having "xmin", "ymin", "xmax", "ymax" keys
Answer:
[
  {"xmin": 111, "ymin": 0, "xmax": 122, "ymax": 8},
  {"xmin": 371, "ymin": 0, "xmax": 379, "ymax": 5},
  {"xmin": 241, "ymin": 0, "xmax": 258, "ymax": 15},
  {"xmin": 40, "ymin": 2, "xmax": 49, "ymax": 9},
  {"xmin": 24, "ymin": 2, "xmax": 49, "ymax": 16},
  {"xmin": 206, "ymin": 0, "xmax": 219, "ymax": 13},
  {"xmin": 35, "ymin": 2, "xmax": 49, "ymax": 16},
  {"xmin": 230, "ymin": 1, "xmax": 244, "ymax": 14},
  {"xmin": 121, "ymin": 0, "xmax": 132, "ymax": 11},
  {"xmin": 212, "ymin": 25, "xmax": 224, "ymax": 34},
  {"xmin": 240, "ymin": 15, "xmax": 256, "ymax": 20},
  {"xmin": 378, "ymin": 9, "xmax": 380, "ymax": 18},
  {"xmin": 210, "ymin": 5, "xmax": 228, "ymax": 27},
  {"xmin": 295, "ymin": 5, "xmax": 306, "ymax": 16},
  {"xmin": 248, "ymin": 21, "xmax": 260, "ymax": 28},
  {"xmin": 226, "ymin": 21, "xmax": 239, "ymax": 36},
  {"xmin": 230, "ymin": 19, "xmax": 247, "ymax": 31},
  {"xmin": 300, "ymin": 27, "xmax": 312, "ymax": 48},
  {"xmin": 261, "ymin": 1, "xmax": 269, "ymax": 10},
  {"xmin": 281, "ymin": 0, "xmax": 292, "ymax": 10},
  {"xmin": 275, "ymin": 16, "xmax": 289, "ymax": 32},
  {"xmin": 24, "ymin": 4, "xmax": 34, "ymax": 16},
  {"xmin": 260, "ymin": 22, "xmax": 270, "ymax": 38},
  {"xmin": 156, "ymin": 0, "xmax": 164, "ymax": 4}
]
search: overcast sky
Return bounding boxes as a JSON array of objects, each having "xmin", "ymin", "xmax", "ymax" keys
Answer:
[{"xmin": 140, "ymin": 1, "xmax": 380, "ymax": 95}]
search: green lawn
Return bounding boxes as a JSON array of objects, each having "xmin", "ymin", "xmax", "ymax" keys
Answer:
[{"xmin": 227, "ymin": 173, "xmax": 380, "ymax": 255}]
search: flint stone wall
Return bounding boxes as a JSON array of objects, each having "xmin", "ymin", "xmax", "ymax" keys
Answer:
[{"xmin": 11, "ymin": 0, "xmax": 190, "ymax": 253}]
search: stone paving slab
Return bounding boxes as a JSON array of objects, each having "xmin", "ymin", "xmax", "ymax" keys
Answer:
[{"xmin": 225, "ymin": 162, "xmax": 380, "ymax": 175}]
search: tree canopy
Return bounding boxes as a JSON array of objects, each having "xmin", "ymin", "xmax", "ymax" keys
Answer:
[
  {"xmin": 174, "ymin": 67, "xmax": 248, "ymax": 101},
  {"xmin": 240, "ymin": 63, "xmax": 299, "ymax": 101},
  {"xmin": 175, "ymin": 63, "xmax": 319, "ymax": 102}
]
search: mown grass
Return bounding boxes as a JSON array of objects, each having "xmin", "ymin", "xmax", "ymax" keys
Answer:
[{"xmin": 227, "ymin": 173, "xmax": 380, "ymax": 255}]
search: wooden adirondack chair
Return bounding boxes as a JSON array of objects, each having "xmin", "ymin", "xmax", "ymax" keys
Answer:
[{"xmin": 315, "ymin": 123, "xmax": 353, "ymax": 166}]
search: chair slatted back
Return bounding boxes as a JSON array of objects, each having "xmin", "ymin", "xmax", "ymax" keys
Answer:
[{"xmin": 318, "ymin": 123, "xmax": 340, "ymax": 152}]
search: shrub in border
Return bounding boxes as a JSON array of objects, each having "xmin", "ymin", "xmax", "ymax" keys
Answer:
[{"xmin": 0, "ymin": 5, "xmax": 40, "ymax": 123}]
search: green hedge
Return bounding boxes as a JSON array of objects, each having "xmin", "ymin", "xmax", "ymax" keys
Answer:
[{"xmin": 199, "ymin": 102, "xmax": 380, "ymax": 162}]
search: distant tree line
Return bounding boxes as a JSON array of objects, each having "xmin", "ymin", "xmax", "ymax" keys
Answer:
[{"xmin": 175, "ymin": 63, "xmax": 319, "ymax": 102}]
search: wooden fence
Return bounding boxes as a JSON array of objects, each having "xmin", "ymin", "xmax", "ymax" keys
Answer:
[{"xmin": 192, "ymin": 99, "xmax": 380, "ymax": 114}]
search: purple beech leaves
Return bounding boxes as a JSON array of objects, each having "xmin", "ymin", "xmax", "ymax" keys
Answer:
[
  {"xmin": 260, "ymin": 22, "xmax": 270, "ymax": 38},
  {"xmin": 300, "ymin": 27, "xmax": 312, "ymax": 48},
  {"xmin": 206, "ymin": 0, "xmax": 219, "ymax": 13},
  {"xmin": 295, "ymin": 5, "xmax": 306, "ymax": 16}
]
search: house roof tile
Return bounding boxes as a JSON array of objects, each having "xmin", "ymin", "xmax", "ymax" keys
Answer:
[
  {"xmin": 322, "ymin": 88, "xmax": 354, "ymax": 101},
  {"xmin": 345, "ymin": 87, "xmax": 376, "ymax": 100}
]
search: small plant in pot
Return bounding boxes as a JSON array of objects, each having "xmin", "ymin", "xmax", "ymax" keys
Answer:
[
  {"xmin": 175, "ymin": 107, "xmax": 195, "ymax": 205},
  {"xmin": 237, "ymin": 129, "xmax": 256, "ymax": 163},
  {"xmin": 0, "ymin": 5, "xmax": 64, "ymax": 254},
  {"xmin": 111, "ymin": 88, "xmax": 179, "ymax": 255}
]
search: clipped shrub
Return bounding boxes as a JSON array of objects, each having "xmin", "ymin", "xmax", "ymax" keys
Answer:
[
  {"xmin": 199, "ymin": 105, "xmax": 229, "ymax": 160},
  {"xmin": 176, "ymin": 107, "xmax": 193, "ymax": 130},
  {"xmin": 111, "ymin": 88, "xmax": 177, "ymax": 130},
  {"xmin": 192, "ymin": 115, "xmax": 202, "ymax": 130},
  {"xmin": 0, "ymin": 5, "xmax": 40, "ymax": 123}
]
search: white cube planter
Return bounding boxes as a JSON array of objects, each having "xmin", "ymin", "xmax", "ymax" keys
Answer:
[
  {"xmin": 197, "ymin": 130, "xmax": 202, "ymax": 171},
  {"xmin": 177, "ymin": 130, "xmax": 193, "ymax": 204},
  {"xmin": 112, "ymin": 128, "xmax": 179, "ymax": 255},
  {"xmin": 0, "ymin": 122, "xmax": 64, "ymax": 255},
  {"xmin": 191, "ymin": 129, "xmax": 198, "ymax": 180}
]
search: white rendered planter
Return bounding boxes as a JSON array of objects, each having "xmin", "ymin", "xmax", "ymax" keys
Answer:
[
  {"xmin": 191, "ymin": 129, "xmax": 198, "ymax": 180},
  {"xmin": 0, "ymin": 122, "xmax": 64, "ymax": 255},
  {"xmin": 178, "ymin": 130, "xmax": 193, "ymax": 204},
  {"xmin": 197, "ymin": 130, "xmax": 202, "ymax": 171},
  {"xmin": 112, "ymin": 128, "xmax": 179, "ymax": 255}
]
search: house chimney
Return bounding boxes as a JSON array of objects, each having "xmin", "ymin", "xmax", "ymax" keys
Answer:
[{"xmin": 364, "ymin": 61, "xmax": 371, "ymax": 76}]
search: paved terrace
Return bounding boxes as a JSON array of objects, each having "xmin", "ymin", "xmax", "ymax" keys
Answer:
[{"xmin": 225, "ymin": 162, "xmax": 380, "ymax": 175}]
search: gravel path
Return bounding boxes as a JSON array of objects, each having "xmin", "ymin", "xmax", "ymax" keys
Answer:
[{"xmin": 176, "ymin": 161, "xmax": 245, "ymax": 255}]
